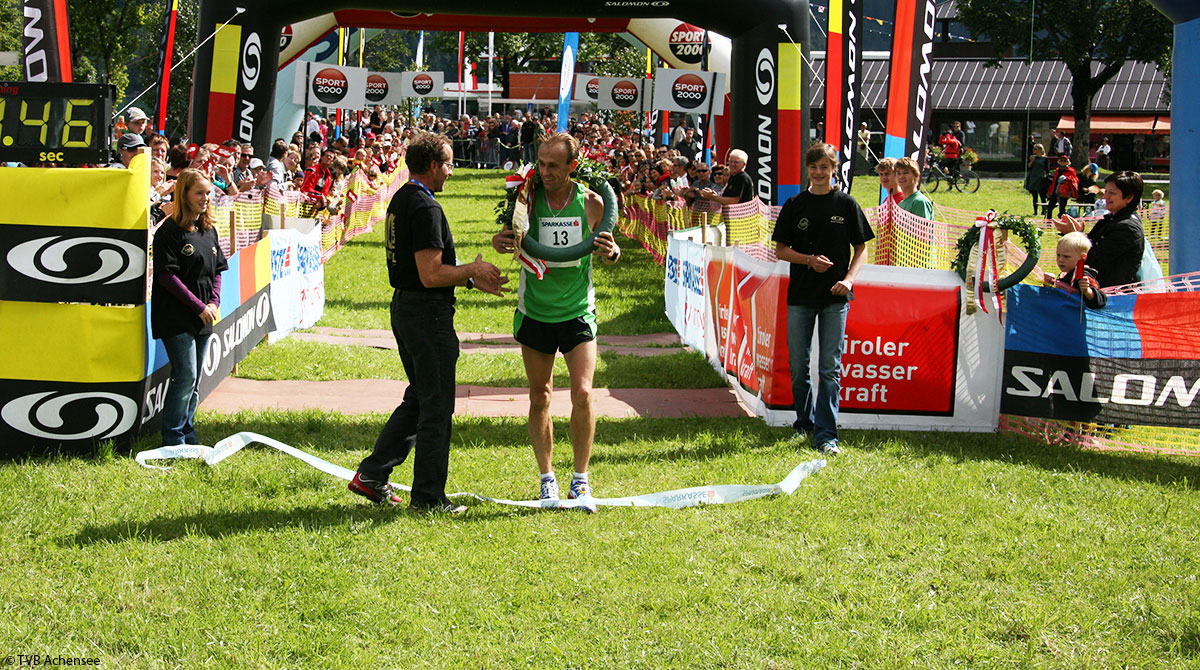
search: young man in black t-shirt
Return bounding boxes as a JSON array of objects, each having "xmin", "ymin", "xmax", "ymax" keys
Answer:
[
  {"xmin": 349, "ymin": 133, "xmax": 508, "ymax": 513},
  {"xmin": 771, "ymin": 143, "xmax": 874, "ymax": 455}
]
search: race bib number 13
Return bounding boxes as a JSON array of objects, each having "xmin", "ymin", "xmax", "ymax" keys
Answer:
[{"xmin": 540, "ymin": 216, "xmax": 585, "ymax": 267}]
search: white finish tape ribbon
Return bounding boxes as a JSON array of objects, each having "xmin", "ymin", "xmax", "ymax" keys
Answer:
[{"xmin": 136, "ymin": 432, "xmax": 826, "ymax": 511}]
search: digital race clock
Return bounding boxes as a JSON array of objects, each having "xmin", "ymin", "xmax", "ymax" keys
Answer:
[{"xmin": 0, "ymin": 81, "xmax": 114, "ymax": 164}]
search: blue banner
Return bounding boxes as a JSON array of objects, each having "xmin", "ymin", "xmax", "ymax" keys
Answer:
[{"xmin": 1001, "ymin": 284, "xmax": 1200, "ymax": 427}]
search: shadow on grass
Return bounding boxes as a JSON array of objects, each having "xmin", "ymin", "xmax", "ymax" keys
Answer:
[
  {"xmin": 457, "ymin": 415, "xmax": 781, "ymax": 465},
  {"xmin": 324, "ymin": 296, "xmax": 392, "ymax": 312},
  {"xmin": 846, "ymin": 427, "xmax": 1200, "ymax": 491},
  {"xmin": 65, "ymin": 502, "xmax": 510, "ymax": 546}
]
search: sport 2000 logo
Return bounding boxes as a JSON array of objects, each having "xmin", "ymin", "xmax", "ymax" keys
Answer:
[
  {"xmin": 366, "ymin": 74, "xmax": 389, "ymax": 103},
  {"xmin": 671, "ymin": 73, "xmax": 708, "ymax": 110},
  {"xmin": 312, "ymin": 67, "xmax": 349, "ymax": 105},
  {"xmin": 668, "ymin": 23, "xmax": 706, "ymax": 65},
  {"xmin": 412, "ymin": 73, "xmax": 435, "ymax": 96},
  {"xmin": 610, "ymin": 80, "xmax": 640, "ymax": 108},
  {"xmin": 2, "ymin": 391, "xmax": 138, "ymax": 441}
]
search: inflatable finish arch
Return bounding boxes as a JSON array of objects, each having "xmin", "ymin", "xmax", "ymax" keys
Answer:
[{"xmin": 191, "ymin": 0, "xmax": 811, "ymax": 205}]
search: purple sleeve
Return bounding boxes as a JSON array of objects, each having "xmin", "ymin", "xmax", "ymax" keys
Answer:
[
  {"xmin": 159, "ymin": 273, "xmax": 207, "ymax": 314},
  {"xmin": 211, "ymin": 273, "xmax": 222, "ymax": 308}
]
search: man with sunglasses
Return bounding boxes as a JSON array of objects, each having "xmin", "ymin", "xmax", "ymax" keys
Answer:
[
  {"xmin": 232, "ymin": 143, "xmax": 256, "ymax": 192},
  {"xmin": 699, "ymin": 149, "xmax": 755, "ymax": 205}
]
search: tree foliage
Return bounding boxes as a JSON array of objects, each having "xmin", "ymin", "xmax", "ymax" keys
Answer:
[
  {"xmin": 1, "ymin": 0, "xmax": 22, "ymax": 81},
  {"xmin": 363, "ymin": 30, "xmax": 414, "ymax": 73},
  {"xmin": 955, "ymin": 0, "xmax": 1172, "ymax": 166}
]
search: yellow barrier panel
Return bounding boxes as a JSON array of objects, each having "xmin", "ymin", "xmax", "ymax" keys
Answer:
[
  {"xmin": 0, "ymin": 302, "xmax": 146, "ymax": 383},
  {"xmin": 0, "ymin": 152, "xmax": 150, "ymax": 230}
]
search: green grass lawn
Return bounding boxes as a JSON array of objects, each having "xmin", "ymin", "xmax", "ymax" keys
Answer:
[
  {"xmin": 4, "ymin": 413, "xmax": 1199, "ymax": 668},
  {"xmin": 8, "ymin": 168, "xmax": 1198, "ymax": 668},
  {"xmin": 237, "ymin": 338, "xmax": 726, "ymax": 388}
]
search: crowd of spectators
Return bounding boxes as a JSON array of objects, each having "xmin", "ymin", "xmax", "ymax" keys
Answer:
[{"xmin": 390, "ymin": 106, "xmax": 752, "ymax": 212}]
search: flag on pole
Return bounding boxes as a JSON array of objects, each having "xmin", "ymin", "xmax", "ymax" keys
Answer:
[
  {"xmin": 882, "ymin": 0, "xmax": 935, "ymax": 202},
  {"xmin": 152, "ymin": 0, "xmax": 180, "ymax": 134},
  {"xmin": 415, "ymin": 30, "xmax": 425, "ymax": 121},
  {"xmin": 824, "ymin": 0, "xmax": 864, "ymax": 192},
  {"xmin": 556, "ymin": 32, "xmax": 580, "ymax": 132},
  {"xmin": 458, "ymin": 31, "xmax": 466, "ymax": 118},
  {"xmin": 21, "ymin": 0, "xmax": 73, "ymax": 82}
]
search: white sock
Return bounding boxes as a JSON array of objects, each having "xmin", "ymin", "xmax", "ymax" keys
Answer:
[
  {"xmin": 572, "ymin": 471, "xmax": 588, "ymax": 482},
  {"xmin": 540, "ymin": 472, "xmax": 556, "ymax": 482}
]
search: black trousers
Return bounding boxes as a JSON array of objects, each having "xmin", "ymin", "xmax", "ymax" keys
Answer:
[
  {"xmin": 357, "ymin": 289, "xmax": 460, "ymax": 507},
  {"xmin": 1045, "ymin": 193, "xmax": 1069, "ymax": 218}
]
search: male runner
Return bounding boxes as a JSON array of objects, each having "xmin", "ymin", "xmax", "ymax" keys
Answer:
[{"xmin": 492, "ymin": 133, "xmax": 621, "ymax": 501}]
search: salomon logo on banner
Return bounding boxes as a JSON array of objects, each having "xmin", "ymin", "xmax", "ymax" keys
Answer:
[
  {"xmin": 241, "ymin": 32, "xmax": 261, "ymax": 90},
  {"xmin": 312, "ymin": 67, "xmax": 349, "ymax": 104},
  {"xmin": 755, "ymin": 48, "xmax": 775, "ymax": 105},
  {"xmin": 669, "ymin": 24, "xmax": 706, "ymax": 64},
  {"xmin": 611, "ymin": 80, "xmax": 639, "ymax": 108},
  {"xmin": 2, "ymin": 390, "xmax": 138, "ymax": 442},
  {"xmin": 1001, "ymin": 285, "xmax": 1200, "ymax": 428},
  {"xmin": 672, "ymin": 73, "xmax": 708, "ymax": 109},
  {"xmin": 198, "ymin": 287, "xmax": 277, "ymax": 399},
  {"xmin": 412, "ymin": 73, "xmax": 434, "ymax": 96},
  {"xmin": 0, "ymin": 226, "xmax": 147, "ymax": 304},
  {"xmin": 365, "ymin": 74, "xmax": 388, "ymax": 103}
]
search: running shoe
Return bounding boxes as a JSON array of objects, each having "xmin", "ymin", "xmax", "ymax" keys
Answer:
[
  {"xmin": 568, "ymin": 477, "xmax": 591, "ymax": 500},
  {"xmin": 539, "ymin": 476, "xmax": 560, "ymax": 500},
  {"xmin": 348, "ymin": 472, "xmax": 403, "ymax": 506},
  {"xmin": 816, "ymin": 441, "xmax": 841, "ymax": 456}
]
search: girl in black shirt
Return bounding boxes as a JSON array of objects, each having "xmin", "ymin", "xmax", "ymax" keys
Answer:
[{"xmin": 151, "ymin": 168, "xmax": 228, "ymax": 445}]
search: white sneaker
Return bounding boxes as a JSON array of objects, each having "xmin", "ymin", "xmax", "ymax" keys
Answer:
[
  {"xmin": 817, "ymin": 441, "xmax": 841, "ymax": 456},
  {"xmin": 568, "ymin": 477, "xmax": 591, "ymax": 499},
  {"xmin": 539, "ymin": 476, "xmax": 559, "ymax": 500}
]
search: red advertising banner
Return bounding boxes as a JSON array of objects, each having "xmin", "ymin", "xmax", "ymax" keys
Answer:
[
  {"xmin": 839, "ymin": 283, "xmax": 959, "ymax": 415},
  {"xmin": 707, "ymin": 251, "xmax": 960, "ymax": 415}
]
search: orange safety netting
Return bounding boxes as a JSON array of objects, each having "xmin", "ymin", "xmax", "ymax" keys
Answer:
[{"xmin": 204, "ymin": 162, "xmax": 407, "ymax": 261}]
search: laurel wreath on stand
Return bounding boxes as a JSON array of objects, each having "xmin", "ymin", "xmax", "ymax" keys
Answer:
[{"xmin": 951, "ymin": 212, "xmax": 1043, "ymax": 291}]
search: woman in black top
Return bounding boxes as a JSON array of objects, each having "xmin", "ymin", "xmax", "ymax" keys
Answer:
[
  {"xmin": 1056, "ymin": 170, "xmax": 1145, "ymax": 288},
  {"xmin": 1024, "ymin": 143, "xmax": 1049, "ymax": 216},
  {"xmin": 151, "ymin": 168, "xmax": 228, "ymax": 445}
]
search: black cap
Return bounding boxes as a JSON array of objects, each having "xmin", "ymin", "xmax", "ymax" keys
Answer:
[{"xmin": 118, "ymin": 133, "xmax": 146, "ymax": 150}]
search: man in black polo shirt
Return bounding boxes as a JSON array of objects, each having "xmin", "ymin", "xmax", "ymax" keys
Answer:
[
  {"xmin": 771, "ymin": 143, "xmax": 873, "ymax": 456},
  {"xmin": 349, "ymin": 132, "xmax": 508, "ymax": 513},
  {"xmin": 699, "ymin": 148, "xmax": 755, "ymax": 205}
]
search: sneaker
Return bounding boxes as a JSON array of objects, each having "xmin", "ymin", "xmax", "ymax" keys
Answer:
[
  {"xmin": 816, "ymin": 441, "xmax": 841, "ymax": 456},
  {"xmin": 568, "ymin": 477, "xmax": 592, "ymax": 499},
  {"xmin": 348, "ymin": 472, "xmax": 403, "ymax": 506},
  {"xmin": 539, "ymin": 476, "xmax": 560, "ymax": 500},
  {"xmin": 409, "ymin": 500, "xmax": 467, "ymax": 515}
]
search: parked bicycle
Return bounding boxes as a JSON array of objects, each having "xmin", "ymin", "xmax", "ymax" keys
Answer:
[{"xmin": 922, "ymin": 163, "xmax": 980, "ymax": 193}]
